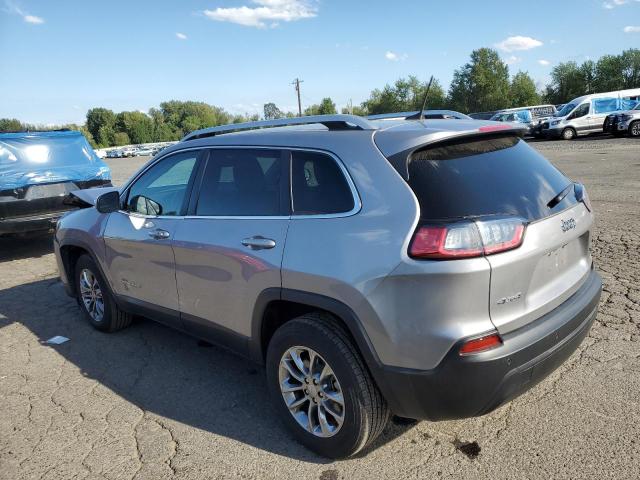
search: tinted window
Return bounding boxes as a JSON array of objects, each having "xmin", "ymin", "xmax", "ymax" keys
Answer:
[
  {"xmin": 196, "ymin": 149, "xmax": 283, "ymax": 216},
  {"xmin": 126, "ymin": 151, "xmax": 199, "ymax": 216},
  {"xmin": 291, "ymin": 151, "xmax": 354, "ymax": 215},
  {"xmin": 408, "ymin": 136, "xmax": 575, "ymax": 222},
  {"xmin": 570, "ymin": 103, "xmax": 590, "ymax": 119}
]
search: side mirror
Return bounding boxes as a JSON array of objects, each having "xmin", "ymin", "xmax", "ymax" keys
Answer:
[
  {"xmin": 130, "ymin": 195, "xmax": 163, "ymax": 216},
  {"xmin": 96, "ymin": 191, "xmax": 121, "ymax": 214}
]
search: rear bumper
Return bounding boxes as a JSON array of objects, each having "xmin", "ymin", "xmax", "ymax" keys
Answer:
[
  {"xmin": 0, "ymin": 210, "xmax": 69, "ymax": 235},
  {"xmin": 375, "ymin": 269, "xmax": 602, "ymax": 420}
]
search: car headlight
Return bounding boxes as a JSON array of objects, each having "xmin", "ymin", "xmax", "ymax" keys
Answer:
[
  {"xmin": 621, "ymin": 114, "xmax": 633, "ymax": 121},
  {"xmin": 550, "ymin": 120, "xmax": 561, "ymax": 126}
]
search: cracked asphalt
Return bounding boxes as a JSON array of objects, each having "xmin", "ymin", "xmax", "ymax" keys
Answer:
[{"xmin": 1, "ymin": 137, "xmax": 639, "ymax": 479}]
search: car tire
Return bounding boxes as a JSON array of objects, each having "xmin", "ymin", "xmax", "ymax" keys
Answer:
[
  {"xmin": 630, "ymin": 121, "xmax": 640, "ymax": 138},
  {"xmin": 75, "ymin": 254, "xmax": 132, "ymax": 332},
  {"xmin": 561, "ymin": 128, "xmax": 577, "ymax": 140},
  {"xmin": 266, "ymin": 312, "xmax": 389, "ymax": 458}
]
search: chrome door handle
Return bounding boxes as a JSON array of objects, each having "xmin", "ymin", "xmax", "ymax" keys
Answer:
[
  {"xmin": 241, "ymin": 236, "xmax": 276, "ymax": 250},
  {"xmin": 148, "ymin": 229, "xmax": 170, "ymax": 240}
]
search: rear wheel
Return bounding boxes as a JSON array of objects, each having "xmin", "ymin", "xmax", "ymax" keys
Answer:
[
  {"xmin": 266, "ymin": 313, "xmax": 389, "ymax": 458},
  {"xmin": 75, "ymin": 254, "xmax": 132, "ymax": 332},
  {"xmin": 561, "ymin": 128, "xmax": 576, "ymax": 140},
  {"xmin": 630, "ymin": 121, "xmax": 640, "ymax": 138}
]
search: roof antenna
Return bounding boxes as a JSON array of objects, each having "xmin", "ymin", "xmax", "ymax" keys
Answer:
[{"xmin": 417, "ymin": 76, "xmax": 434, "ymax": 121}]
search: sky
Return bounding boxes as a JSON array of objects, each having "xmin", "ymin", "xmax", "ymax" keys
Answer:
[{"xmin": 0, "ymin": 0, "xmax": 639, "ymax": 125}]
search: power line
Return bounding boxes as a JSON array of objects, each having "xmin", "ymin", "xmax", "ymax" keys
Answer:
[{"xmin": 292, "ymin": 78, "xmax": 304, "ymax": 117}]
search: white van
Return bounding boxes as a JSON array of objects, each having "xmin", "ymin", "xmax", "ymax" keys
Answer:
[{"xmin": 541, "ymin": 88, "xmax": 640, "ymax": 140}]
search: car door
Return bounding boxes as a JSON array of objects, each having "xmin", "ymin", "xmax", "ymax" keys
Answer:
[
  {"xmin": 172, "ymin": 148, "xmax": 290, "ymax": 346},
  {"xmin": 103, "ymin": 149, "xmax": 203, "ymax": 326},
  {"xmin": 568, "ymin": 102, "xmax": 591, "ymax": 134}
]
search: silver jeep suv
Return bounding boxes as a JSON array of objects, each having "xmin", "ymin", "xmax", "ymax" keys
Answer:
[{"xmin": 54, "ymin": 115, "xmax": 602, "ymax": 458}]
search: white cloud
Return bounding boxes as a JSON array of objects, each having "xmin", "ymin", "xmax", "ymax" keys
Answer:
[
  {"xmin": 624, "ymin": 25, "xmax": 640, "ymax": 33},
  {"xmin": 176, "ymin": 32, "xmax": 188, "ymax": 40},
  {"xmin": 23, "ymin": 14, "xmax": 44, "ymax": 24},
  {"xmin": 385, "ymin": 51, "xmax": 408, "ymax": 62},
  {"xmin": 603, "ymin": 0, "xmax": 640, "ymax": 8},
  {"xmin": 505, "ymin": 55, "xmax": 522, "ymax": 65},
  {"xmin": 538, "ymin": 59, "xmax": 551, "ymax": 66},
  {"xmin": 3, "ymin": 2, "xmax": 44, "ymax": 24},
  {"xmin": 203, "ymin": 0, "xmax": 317, "ymax": 28},
  {"xmin": 495, "ymin": 35, "xmax": 543, "ymax": 52}
]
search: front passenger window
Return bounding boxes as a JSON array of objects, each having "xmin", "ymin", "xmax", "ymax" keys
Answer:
[
  {"xmin": 570, "ymin": 103, "xmax": 590, "ymax": 119},
  {"xmin": 126, "ymin": 151, "xmax": 200, "ymax": 216}
]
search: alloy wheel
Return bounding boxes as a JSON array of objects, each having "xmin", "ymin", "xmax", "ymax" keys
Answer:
[
  {"xmin": 278, "ymin": 346, "xmax": 345, "ymax": 438},
  {"xmin": 79, "ymin": 269, "xmax": 104, "ymax": 322}
]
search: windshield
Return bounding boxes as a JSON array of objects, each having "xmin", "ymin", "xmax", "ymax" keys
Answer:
[
  {"xmin": 556, "ymin": 103, "xmax": 577, "ymax": 117},
  {"xmin": 634, "ymin": 102, "xmax": 640, "ymax": 111}
]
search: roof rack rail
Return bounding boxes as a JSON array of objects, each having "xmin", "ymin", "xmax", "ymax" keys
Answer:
[
  {"xmin": 182, "ymin": 114, "xmax": 376, "ymax": 141},
  {"xmin": 367, "ymin": 110, "xmax": 471, "ymax": 121}
]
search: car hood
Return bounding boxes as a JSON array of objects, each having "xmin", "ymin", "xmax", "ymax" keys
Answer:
[{"xmin": 69, "ymin": 186, "xmax": 119, "ymax": 207}]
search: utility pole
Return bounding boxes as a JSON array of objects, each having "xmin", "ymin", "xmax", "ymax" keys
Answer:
[{"xmin": 292, "ymin": 78, "xmax": 303, "ymax": 116}]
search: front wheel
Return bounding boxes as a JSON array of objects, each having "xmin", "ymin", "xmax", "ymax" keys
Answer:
[
  {"xmin": 562, "ymin": 128, "xmax": 577, "ymax": 140},
  {"xmin": 75, "ymin": 254, "xmax": 132, "ymax": 332},
  {"xmin": 266, "ymin": 313, "xmax": 389, "ymax": 458},
  {"xmin": 630, "ymin": 121, "xmax": 640, "ymax": 138}
]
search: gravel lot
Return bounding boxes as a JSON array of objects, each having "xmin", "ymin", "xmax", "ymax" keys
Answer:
[{"xmin": 1, "ymin": 137, "xmax": 639, "ymax": 480}]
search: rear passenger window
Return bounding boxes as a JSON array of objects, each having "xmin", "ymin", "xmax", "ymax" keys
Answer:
[
  {"xmin": 196, "ymin": 149, "xmax": 283, "ymax": 216},
  {"xmin": 291, "ymin": 151, "xmax": 355, "ymax": 215}
]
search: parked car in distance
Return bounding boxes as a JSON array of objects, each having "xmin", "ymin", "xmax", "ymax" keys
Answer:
[
  {"xmin": 603, "ymin": 101, "xmax": 640, "ymax": 137},
  {"xmin": 468, "ymin": 111, "xmax": 497, "ymax": 120},
  {"xmin": 541, "ymin": 88, "xmax": 640, "ymax": 140},
  {"xmin": 134, "ymin": 146, "xmax": 154, "ymax": 156},
  {"xmin": 0, "ymin": 130, "xmax": 111, "ymax": 235},
  {"xmin": 120, "ymin": 147, "xmax": 137, "ymax": 157},
  {"xmin": 490, "ymin": 105, "xmax": 557, "ymax": 137},
  {"xmin": 54, "ymin": 114, "xmax": 601, "ymax": 458},
  {"xmin": 106, "ymin": 149, "xmax": 122, "ymax": 158}
]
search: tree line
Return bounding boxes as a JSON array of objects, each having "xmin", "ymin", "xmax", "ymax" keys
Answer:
[{"xmin": 1, "ymin": 47, "xmax": 637, "ymax": 148}]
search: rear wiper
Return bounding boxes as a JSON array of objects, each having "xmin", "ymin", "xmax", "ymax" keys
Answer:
[{"xmin": 547, "ymin": 184, "xmax": 573, "ymax": 209}]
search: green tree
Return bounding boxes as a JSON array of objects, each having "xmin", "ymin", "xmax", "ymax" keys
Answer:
[
  {"xmin": 543, "ymin": 61, "xmax": 587, "ymax": 104},
  {"xmin": 509, "ymin": 71, "xmax": 540, "ymax": 107},
  {"xmin": 594, "ymin": 54, "xmax": 625, "ymax": 92},
  {"xmin": 448, "ymin": 48, "xmax": 510, "ymax": 113},
  {"xmin": 112, "ymin": 131, "xmax": 131, "ymax": 146},
  {"xmin": 115, "ymin": 111, "xmax": 154, "ymax": 144},
  {"xmin": 580, "ymin": 60, "xmax": 597, "ymax": 94},
  {"xmin": 620, "ymin": 48, "xmax": 640, "ymax": 89},
  {"xmin": 263, "ymin": 102, "xmax": 283, "ymax": 120},
  {"xmin": 97, "ymin": 124, "xmax": 115, "ymax": 147},
  {"xmin": 86, "ymin": 108, "xmax": 116, "ymax": 145},
  {"xmin": 341, "ymin": 105, "xmax": 368, "ymax": 116},
  {"xmin": 0, "ymin": 118, "xmax": 23, "ymax": 132},
  {"xmin": 362, "ymin": 76, "xmax": 446, "ymax": 114},
  {"xmin": 304, "ymin": 97, "xmax": 337, "ymax": 116}
]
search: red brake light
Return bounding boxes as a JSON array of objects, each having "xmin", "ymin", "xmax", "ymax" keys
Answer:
[
  {"xmin": 478, "ymin": 124, "xmax": 512, "ymax": 133},
  {"xmin": 409, "ymin": 218, "xmax": 525, "ymax": 260},
  {"xmin": 410, "ymin": 225, "xmax": 483, "ymax": 259},
  {"xmin": 459, "ymin": 333, "xmax": 502, "ymax": 355}
]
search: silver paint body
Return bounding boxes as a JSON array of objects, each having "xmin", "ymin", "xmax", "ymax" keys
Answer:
[{"xmin": 54, "ymin": 119, "xmax": 594, "ymax": 370}]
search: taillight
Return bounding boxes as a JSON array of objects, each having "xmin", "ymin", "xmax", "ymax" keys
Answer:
[
  {"xmin": 459, "ymin": 332, "xmax": 502, "ymax": 355},
  {"xmin": 409, "ymin": 217, "xmax": 525, "ymax": 260}
]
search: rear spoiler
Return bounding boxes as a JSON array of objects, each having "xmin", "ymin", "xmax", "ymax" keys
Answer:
[{"xmin": 379, "ymin": 125, "xmax": 526, "ymax": 180}]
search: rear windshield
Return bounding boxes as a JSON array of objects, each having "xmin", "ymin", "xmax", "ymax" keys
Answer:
[{"xmin": 408, "ymin": 136, "xmax": 576, "ymax": 222}]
